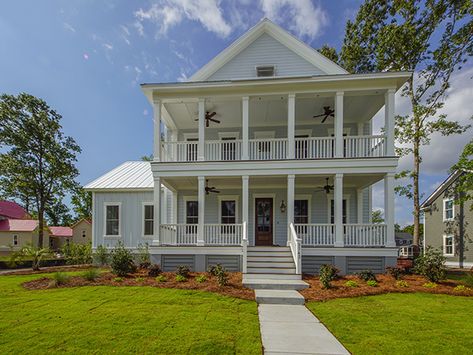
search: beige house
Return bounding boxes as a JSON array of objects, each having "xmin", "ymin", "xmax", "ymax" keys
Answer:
[
  {"xmin": 71, "ymin": 219, "xmax": 92, "ymax": 245},
  {"xmin": 0, "ymin": 219, "xmax": 49, "ymax": 256}
]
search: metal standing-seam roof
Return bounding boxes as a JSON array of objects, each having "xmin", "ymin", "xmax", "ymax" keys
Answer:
[{"xmin": 84, "ymin": 161, "xmax": 153, "ymax": 191}]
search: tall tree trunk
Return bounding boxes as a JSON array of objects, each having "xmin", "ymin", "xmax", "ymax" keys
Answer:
[
  {"xmin": 413, "ymin": 131, "xmax": 420, "ymax": 247},
  {"xmin": 38, "ymin": 209, "xmax": 44, "ymax": 248}
]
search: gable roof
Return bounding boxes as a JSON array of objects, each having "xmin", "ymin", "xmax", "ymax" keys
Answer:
[
  {"xmin": 0, "ymin": 219, "xmax": 38, "ymax": 232},
  {"xmin": 189, "ymin": 18, "xmax": 348, "ymax": 81},
  {"xmin": 420, "ymin": 170, "xmax": 463, "ymax": 209},
  {"xmin": 49, "ymin": 226, "xmax": 73, "ymax": 237},
  {"xmin": 71, "ymin": 218, "xmax": 92, "ymax": 229},
  {"xmin": 84, "ymin": 161, "xmax": 153, "ymax": 191},
  {"xmin": 0, "ymin": 201, "xmax": 29, "ymax": 219}
]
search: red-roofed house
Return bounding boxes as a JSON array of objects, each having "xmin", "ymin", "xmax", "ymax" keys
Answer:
[
  {"xmin": 0, "ymin": 219, "xmax": 48, "ymax": 256},
  {"xmin": 48, "ymin": 226, "xmax": 73, "ymax": 250},
  {"xmin": 71, "ymin": 219, "xmax": 92, "ymax": 245},
  {"xmin": 0, "ymin": 201, "xmax": 30, "ymax": 220}
]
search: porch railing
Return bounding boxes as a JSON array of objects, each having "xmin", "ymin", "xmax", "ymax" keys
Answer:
[
  {"xmin": 205, "ymin": 140, "xmax": 242, "ymax": 161},
  {"xmin": 160, "ymin": 224, "xmax": 198, "ymax": 245},
  {"xmin": 295, "ymin": 137, "xmax": 334, "ymax": 159},
  {"xmin": 344, "ymin": 135, "xmax": 386, "ymax": 158},
  {"xmin": 344, "ymin": 224, "xmax": 387, "ymax": 247},
  {"xmin": 203, "ymin": 224, "xmax": 243, "ymax": 245},
  {"xmin": 288, "ymin": 223, "xmax": 302, "ymax": 274},
  {"xmin": 294, "ymin": 224, "xmax": 335, "ymax": 246},
  {"xmin": 162, "ymin": 141, "xmax": 198, "ymax": 162},
  {"xmin": 249, "ymin": 138, "xmax": 288, "ymax": 160}
]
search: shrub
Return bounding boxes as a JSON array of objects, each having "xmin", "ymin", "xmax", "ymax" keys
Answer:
[
  {"xmin": 155, "ymin": 275, "xmax": 166, "ymax": 282},
  {"xmin": 208, "ymin": 264, "xmax": 224, "ymax": 276},
  {"xmin": 176, "ymin": 265, "xmax": 190, "ymax": 278},
  {"xmin": 148, "ymin": 264, "xmax": 162, "ymax": 277},
  {"xmin": 454, "ymin": 285, "xmax": 470, "ymax": 292},
  {"xmin": 357, "ymin": 269, "xmax": 377, "ymax": 282},
  {"xmin": 367, "ymin": 280, "xmax": 378, "ymax": 287},
  {"xmin": 319, "ymin": 264, "xmax": 339, "ymax": 289},
  {"xmin": 62, "ymin": 242, "xmax": 93, "ymax": 265},
  {"xmin": 345, "ymin": 280, "xmax": 358, "ymax": 288},
  {"xmin": 175, "ymin": 274, "xmax": 187, "ymax": 282},
  {"xmin": 414, "ymin": 247, "xmax": 446, "ymax": 282},
  {"xmin": 113, "ymin": 277, "xmax": 124, "ymax": 282},
  {"xmin": 386, "ymin": 266, "xmax": 404, "ymax": 280},
  {"xmin": 196, "ymin": 274, "xmax": 207, "ymax": 283},
  {"xmin": 396, "ymin": 280, "xmax": 409, "ymax": 288},
  {"xmin": 82, "ymin": 268, "xmax": 100, "ymax": 281},
  {"xmin": 216, "ymin": 269, "xmax": 228, "ymax": 287},
  {"xmin": 51, "ymin": 272, "xmax": 70, "ymax": 286},
  {"xmin": 136, "ymin": 243, "xmax": 151, "ymax": 269},
  {"xmin": 11, "ymin": 245, "xmax": 50, "ymax": 270},
  {"xmin": 135, "ymin": 277, "xmax": 145, "ymax": 283},
  {"xmin": 423, "ymin": 282, "xmax": 438, "ymax": 288},
  {"xmin": 94, "ymin": 245, "xmax": 109, "ymax": 266},
  {"xmin": 463, "ymin": 268, "xmax": 473, "ymax": 288},
  {"xmin": 110, "ymin": 242, "xmax": 136, "ymax": 277}
]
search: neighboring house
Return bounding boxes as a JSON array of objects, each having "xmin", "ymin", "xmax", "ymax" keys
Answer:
[
  {"xmin": 0, "ymin": 200, "xmax": 30, "ymax": 220},
  {"xmin": 48, "ymin": 226, "xmax": 73, "ymax": 251},
  {"xmin": 421, "ymin": 171, "xmax": 472, "ymax": 268},
  {"xmin": 395, "ymin": 232, "xmax": 413, "ymax": 247},
  {"xmin": 71, "ymin": 219, "xmax": 92, "ymax": 245},
  {"xmin": 85, "ymin": 19, "xmax": 410, "ymax": 275},
  {"xmin": 0, "ymin": 219, "xmax": 43, "ymax": 256}
]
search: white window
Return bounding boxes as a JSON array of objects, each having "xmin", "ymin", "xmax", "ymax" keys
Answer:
[
  {"xmin": 13, "ymin": 235, "xmax": 18, "ymax": 246},
  {"xmin": 443, "ymin": 235, "xmax": 454, "ymax": 256},
  {"xmin": 443, "ymin": 198, "xmax": 454, "ymax": 221},
  {"xmin": 256, "ymin": 65, "xmax": 275, "ymax": 77},
  {"xmin": 143, "ymin": 204, "xmax": 154, "ymax": 236},
  {"xmin": 186, "ymin": 200, "xmax": 198, "ymax": 224},
  {"xmin": 104, "ymin": 204, "xmax": 120, "ymax": 236},
  {"xmin": 221, "ymin": 200, "xmax": 236, "ymax": 224},
  {"xmin": 294, "ymin": 200, "xmax": 309, "ymax": 224}
]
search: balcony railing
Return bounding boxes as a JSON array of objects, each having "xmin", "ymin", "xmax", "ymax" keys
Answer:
[
  {"xmin": 161, "ymin": 135, "xmax": 387, "ymax": 162},
  {"xmin": 160, "ymin": 224, "xmax": 198, "ymax": 245},
  {"xmin": 344, "ymin": 224, "xmax": 387, "ymax": 247}
]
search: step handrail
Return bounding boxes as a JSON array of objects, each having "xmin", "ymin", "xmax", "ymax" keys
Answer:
[
  {"xmin": 242, "ymin": 221, "xmax": 248, "ymax": 274},
  {"xmin": 289, "ymin": 223, "xmax": 302, "ymax": 274}
]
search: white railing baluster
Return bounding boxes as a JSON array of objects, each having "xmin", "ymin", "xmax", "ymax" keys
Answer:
[{"xmin": 342, "ymin": 224, "xmax": 387, "ymax": 247}]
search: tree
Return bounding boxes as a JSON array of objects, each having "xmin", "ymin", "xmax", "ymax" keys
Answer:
[
  {"xmin": 0, "ymin": 93, "xmax": 81, "ymax": 247},
  {"xmin": 372, "ymin": 209, "xmax": 385, "ymax": 223},
  {"xmin": 71, "ymin": 187, "xmax": 92, "ymax": 221},
  {"xmin": 318, "ymin": 44, "xmax": 339, "ymax": 64},
  {"xmin": 339, "ymin": 0, "xmax": 472, "ymax": 246},
  {"xmin": 45, "ymin": 196, "xmax": 74, "ymax": 226},
  {"xmin": 451, "ymin": 138, "xmax": 473, "ymax": 208},
  {"xmin": 141, "ymin": 154, "xmax": 153, "ymax": 161},
  {"xmin": 11, "ymin": 245, "xmax": 50, "ymax": 271}
]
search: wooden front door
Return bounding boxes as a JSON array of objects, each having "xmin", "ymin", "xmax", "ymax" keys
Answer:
[{"xmin": 255, "ymin": 198, "xmax": 273, "ymax": 246}]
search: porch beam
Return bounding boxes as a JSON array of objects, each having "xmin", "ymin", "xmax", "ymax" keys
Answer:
[
  {"xmin": 242, "ymin": 97, "xmax": 249, "ymax": 160},
  {"xmin": 197, "ymin": 176, "xmax": 206, "ymax": 245},
  {"xmin": 153, "ymin": 178, "xmax": 161, "ymax": 245},
  {"xmin": 385, "ymin": 88, "xmax": 395, "ymax": 156},
  {"xmin": 198, "ymin": 98, "xmax": 205, "ymax": 161},
  {"xmin": 287, "ymin": 174, "xmax": 295, "ymax": 245},
  {"xmin": 335, "ymin": 91, "xmax": 344, "ymax": 158},
  {"xmin": 287, "ymin": 93, "xmax": 296, "ymax": 159},
  {"xmin": 334, "ymin": 173, "xmax": 344, "ymax": 247},
  {"xmin": 384, "ymin": 173, "xmax": 396, "ymax": 247},
  {"xmin": 153, "ymin": 99, "xmax": 162, "ymax": 161}
]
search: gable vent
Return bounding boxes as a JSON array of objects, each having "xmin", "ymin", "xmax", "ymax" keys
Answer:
[{"xmin": 256, "ymin": 65, "xmax": 275, "ymax": 77}]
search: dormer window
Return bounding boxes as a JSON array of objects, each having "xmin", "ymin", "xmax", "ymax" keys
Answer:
[{"xmin": 256, "ymin": 65, "xmax": 275, "ymax": 77}]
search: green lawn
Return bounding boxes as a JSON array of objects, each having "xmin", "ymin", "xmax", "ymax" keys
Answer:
[
  {"xmin": 0, "ymin": 273, "xmax": 261, "ymax": 354},
  {"xmin": 308, "ymin": 293, "xmax": 473, "ymax": 354}
]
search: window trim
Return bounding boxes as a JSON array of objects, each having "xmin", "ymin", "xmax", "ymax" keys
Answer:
[
  {"xmin": 253, "ymin": 131, "xmax": 276, "ymax": 139},
  {"xmin": 103, "ymin": 202, "xmax": 121, "ymax": 238},
  {"xmin": 218, "ymin": 132, "xmax": 240, "ymax": 139},
  {"xmin": 294, "ymin": 194, "xmax": 312, "ymax": 224},
  {"xmin": 443, "ymin": 198, "xmax": 454, "ymax": 221},
  {"xmin": 142, "ymin": 202, "xmax": 154, "ymax": 239},
  {"xmin": 217, "ymin": 195, "xmax": 240, "ymax": 224},
  {"xmin": 183, "ymin": 196, "xmax": 198, "ymax": 224},
  {"xmin": 326, "ymin": 194, "xmax": 350, "ymax": 224},
  {"xmin": 443, "ymin": 234, "xmax": 455, "ymax": 257}
]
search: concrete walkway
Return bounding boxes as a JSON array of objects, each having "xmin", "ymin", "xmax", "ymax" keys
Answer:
[{"xmin": 258, "ymin": 304, "xmax": 349, "ymax": 355}]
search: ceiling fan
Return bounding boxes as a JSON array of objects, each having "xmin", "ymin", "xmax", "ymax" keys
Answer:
[
  {"xmin": 314, "ymin": 177, "xmax": 334, "ymax": 194},
  {"xmin": 313, "ymin": 106, "xmax": 334, "ymax": 123},
  {"xmin": 205, "ymin": 180, "xmax": 220, "ymax": 194},
  {"xmin": 195, "ymin": 111, "xmax": 221, "ymax": 127}
]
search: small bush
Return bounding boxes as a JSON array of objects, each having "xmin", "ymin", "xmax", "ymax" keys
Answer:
[
  {"xmin": 207, "ymin": 264, "xmax": 224, "ymax": 276},
  {"xmin": 94, "ymin": 245, "xmax": 109, "ymax": 266},
  {"xmin": 82, "ymin": 268, "xmax": 100, "ymax": 281},
  {"xmin": 196, "ymin": 275, "xmax": 207, "ymax": 283},
  {"xmin": 319, "ymin": 264, "xmax": 339, "ymax": 289},
  {"xmin": 148, "ymin": 264, "xmax": 162, "ymax": 277},
  {"xmin": 357, "ymin": 269, "xmax": 377, "ymax": 282},
  {"xmin": 62, "ymin": 242, "xmax": 92, "ymax": 265},
  {"xmin": 454, "ymin": 285, "xmax": 470, "ymax": 292},
  {"xmin": 113, "ymin": 277, "xmax": 124, "ymax": 282},
  {"xmin": 175, "ymin": 274, "xmax": 187, "ymax": 282},
  {"xmin": 155, "ymin": 275, "xmax": 166, "ymax": 282},
  {"xmin": 137, "ymin": 243, "xmax": 151, "ymax": 269},
  {"xmin": 52, "ymin": 272, "xmax": 70, "ymax": 286},
  {"xmin": 396, "ymin": 280, "xmax": 409, "ymax": 288},
  {"xmin": 367, "ymin": 280, "xmax": 378, "ymax": 287},
  {"xmin": 463, "ymin": 268, "xmax": 473, "ymax": 288},
  {"xmin": 176, "ymin": 265, "xmax": 190, "ymax": 278},
  {"xmin": 135, "ymin": 277, "xmax": 145, "ymax": 283},
  {"xmin": 110, "ymin": 242, "xmax": 137, "ymax": 277},
  {"xmin": 386, "ymin": 266, "xmax": 404, "ymax": 280},
  {"xmin": 423, "ymin": 282, "xmax": 438, "ymax": 288},
  {"xmin": 345, "ymin": 280, "xmax": 358, "ymax": 288},
  {"xmin": 216, "ymin": 270, "xmax": 228, "ymax": 287},
  {"xmin": 414, "ymin": 247, "xmax": 446, "ymax": 282}
]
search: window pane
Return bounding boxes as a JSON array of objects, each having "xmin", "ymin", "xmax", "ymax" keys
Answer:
[
  {"xmin": 186, "ymin": 201, "xmax": 198, "ymax": 224},
  {"xmin": 106, "ymin": 205, "xmax": 119, "ymax": 219},
  {"xmin": 145, "ymin": 205, "xmax": 154, "ymax": 220},
  {"xmin": 106, "ymin": 220, "xmax": 119, "ymax": 235},
  {"xmin": 144, "ymin": 220, "xmax": 154, "ymax": 235}
]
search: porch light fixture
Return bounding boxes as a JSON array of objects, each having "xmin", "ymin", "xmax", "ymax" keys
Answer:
[{"xmin": 280, "ymin": 200, "xmax": 286, "ymax": 213}]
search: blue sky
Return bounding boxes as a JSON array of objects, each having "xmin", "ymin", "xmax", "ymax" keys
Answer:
[{"xmin": 1, "ymin": 0, "xmax": 471, "ymax": 226}]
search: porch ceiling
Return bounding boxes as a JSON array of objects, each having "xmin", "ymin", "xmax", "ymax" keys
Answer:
[
  {"xmin": 162, "ymin": 174, "xmax": 384, "ymax": 191},
  {"xmin": 164, "ymin": 91, "xmax": 385, "ymax": 130}
]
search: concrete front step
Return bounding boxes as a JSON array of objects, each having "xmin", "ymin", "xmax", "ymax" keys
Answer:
[
  {"xmin": 244, "ymin": 273, "xmax": 302, "ymax": 280},
  {"xmin": 247, "ymin": 256, "xmax": 294, "ymax": 262},
  {"xmin": 247, "ymin": 251, "xmax": 293, "ymax": 257},
  {"xmin": 248, "ymin": 246, "xmax": 290, "ymax": 251},
  {"xmin": 255, "ymin": 289, "xmax": 305, "ymax": 305},
  {"xmin": 247, "ymin": 267, "xmax": 296, "ymax": 274},
  {"xmin": 247, "ymin": 261, "xmax": 295, "ymax": 268},
  {"xmin": 243, "ymin": 278, "xmax": 309, "ymax": 290}
]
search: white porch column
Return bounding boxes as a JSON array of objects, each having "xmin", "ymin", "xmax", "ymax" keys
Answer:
[
  {"xmin": 242, "ymin": 97, "xmax": 249, "ymax": 160},
  {"xmin": 335, "ymin": 92, "xmax": 344, "ymax": 158},
  {"xmin": 153, "ymin": 99, "xmax": 162, "ymax": 161},
  {"xmin": 357, "ymin": 188, "xmax": 364, "ymax": 224},
  {"xmin": 287, "ymin": 174, "xmax": 295, "ymax": 245},
  {"xmin": 385, "ymin": 88, "xmax": 395, "ymax": 156},
  {"xmin": 384, "ymin": 173, "xmax": 396, "ymax": 247},
  {"xmin": 334, "ymin": 173, "xmax": 344, "ymax": 247},
  {"xmin": 198, "ymin": 98, "xmax": 205, "ymax": 161},
  {"xmin": 197, "ymin": 176, "xmax": 206, "ymax": 245},
  {"xmin": 153, "ymin": 178, "xmax": 161, "ymax": 245},
  {"xmin": 169, "ymin": 129, "xmax": 178, "ymax": 161},
  {"xmin": 287, "ymin": 93, "xmax": 296, "ymax": 159},
  {"xmin": 242, "ymin": 175, "xmax": 249, "ymax": 224}
]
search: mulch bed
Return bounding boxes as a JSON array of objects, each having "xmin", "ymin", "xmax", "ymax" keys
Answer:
[
  {"xmin": 22, "ymin": 269, "xmax": 255, "ymax": 300},
  {"xmin": 3, "ymin": 265, "xmax": 92, "ymax": 276},
  {"xmin": 300, "ymin": 274, "xmax": 473, "ymax": 301}
]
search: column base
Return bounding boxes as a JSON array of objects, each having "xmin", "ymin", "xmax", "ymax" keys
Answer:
[
  {"xmin": 385, "ymin": 241, "xmax": 397, "ymax": 248},
  {"xmin": 334, "ymin": 241, "xmax": 344, "ymax": 247},
  {"xmin": 197, "ymin": 240, "xmax": 205, "ymax": 246}
]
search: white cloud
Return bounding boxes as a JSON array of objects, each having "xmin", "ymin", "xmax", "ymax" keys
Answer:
[
  {"xmin": 260, "ymin": 0, "xmax": 328, "ymax": 40},
  {"xmin": 103, "ymin": 43, "xmax": 113, "ymax": 50},
  {"xmin": 63, "ymin": 22, "xmax": 76, "ymax": 33},
  {"xmin": 134, "ymin": 0, "xmax": 232, "ymax": 38},
  {"xmin": 177, "ymin": 70, "xmax": 188, "ymax": 82},
  {"xmin": 134, "ymin": 21, "xmax": 145, "ymax": 37}
]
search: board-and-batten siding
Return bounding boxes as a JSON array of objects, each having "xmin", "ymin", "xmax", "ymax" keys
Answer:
[{"xmin": 207, "ymin": 33, "xmax": 325, "ymax": 81}]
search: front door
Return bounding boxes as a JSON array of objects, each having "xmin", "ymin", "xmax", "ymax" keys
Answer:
[{"xmin": 255, "ymin": 198, "xmax": 273, "ymax": 246}]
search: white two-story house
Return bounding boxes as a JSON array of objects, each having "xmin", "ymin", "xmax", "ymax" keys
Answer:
[{"xmin": 85, "ymin": 19, "xmax": 410, "ymax": 277}]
